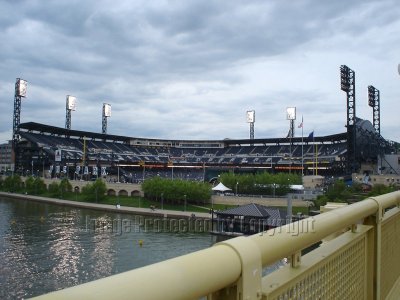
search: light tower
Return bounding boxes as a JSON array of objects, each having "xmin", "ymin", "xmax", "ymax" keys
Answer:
[
  {"xmin": 246, "ymin": 110, "xmax": 255, "ymax": 141},
  {"xmin": 368, "ymin": 85, "xmax": 380, "ymax": 135},
  {"xmin": 286, "ymin": 107, "xmax": 296, "ymax": 173},
  {"xmin": 340, "ymin": 65, "xmax": 356, "ymax": 173},
  {"xmin": 65, "ymin": 95, "xmax": 76, "ymax": 129},
  {"xmin": 286, "ymin": 107, "xmax": 296, "ymax": 138},
  {"xmin": 12, "ymin": 78, "xmax": 28, "ymax": 172},
  {"xmin": 102, "ymin": 103, "xmax": 111, "ymax": 134}
]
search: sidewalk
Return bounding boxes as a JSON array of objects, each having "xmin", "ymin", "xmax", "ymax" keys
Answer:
[{"xmin": 0, "ymin": 192, "xmax": 211, "ymax": 219}]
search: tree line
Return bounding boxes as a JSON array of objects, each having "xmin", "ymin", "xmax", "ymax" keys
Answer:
[
  {"xmin": 219, "ymin": 171, "xmax": 302, "ymax": 196},
  {"xmin": 142, "ymin": 176, "xmax": 211, "ymax": 206},
  {"xmin": 0, "ymin": 175, "xmax": 107, "ymax": 202}
]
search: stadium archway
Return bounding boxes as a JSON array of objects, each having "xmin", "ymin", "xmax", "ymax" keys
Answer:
[
  {"xmin": 118, "ymin": 190, "xmax": 128, "ymax": 197},
  {"xmin": 107, "ymin": 189, "xmax": 116, "ymax": 196},
  {"xmin": 131, "ymin": 190, "xmax": 141, "ymax": 197}
]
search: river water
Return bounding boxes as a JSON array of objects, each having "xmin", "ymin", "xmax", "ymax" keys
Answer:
[{"xmin": 0, "ymin": 196, "xmax": 215, "ymax": 299}]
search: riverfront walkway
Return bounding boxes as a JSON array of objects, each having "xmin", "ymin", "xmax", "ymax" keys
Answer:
[
  {"xmin": 0, "ymin": 192, "xmax": 309, "ymax": 219},
  {"xmin": 0, "ymin": 192, "xmax": 211, "ymax": 219}
]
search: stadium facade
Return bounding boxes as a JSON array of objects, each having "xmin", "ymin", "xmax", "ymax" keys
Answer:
[{"xmin": 12, "ymin": 117, "xmax": 398, "ymax": 183}]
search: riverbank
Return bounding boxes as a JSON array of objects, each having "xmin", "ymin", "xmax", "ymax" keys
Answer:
[{"xmin": 0, "ymin": 192, "xmax": 211, "ymax": 219}]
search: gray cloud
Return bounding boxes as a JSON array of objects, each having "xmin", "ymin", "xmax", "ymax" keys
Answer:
[{"xmin": 0, "ymin": 0, "xmax": 399, "ymax": 144}]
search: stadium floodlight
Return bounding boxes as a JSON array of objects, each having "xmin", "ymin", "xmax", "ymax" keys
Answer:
[
  {"xmin": 66, "ymin": 95, "xmax": 77, "ymax": 111},
  {"xmin": 340, "ymin": 65, "xmax": 351, "ymax": 92},
  {"xmin": 246, "ymin": 110, "xmax": 255, "ymax": 141},
  {"xmin": 17, "ymin": 79, "xmax": 28, "ymax": 97},
  {"xmin": 246, "ymin": 110, "xmax": 255, "ymax": 123},
  {"xmin": 104, "ymin": 103, "xmax": 112, "ymax": 117},
  {"xmin": 65, "ymin": 95, "xmax": 76, "ymax": 130},
  {"xmin": 102, "ymin": 103, "xmax": 111, "ymax": 134},
  {"xmin": 368, "ymin": 86, "xmax": 377, "ymax": 107},
  {"xmin": 13, "ymin": 78, "xmax": 28, "ymax": 171},
  {"xmin": 340, "ymin": 65, "xmax": 356, "ymax": 173},
  {"xmin": 286, "ymin": 107, "xmax": 296, "ymax": 142},
  {"xmin": 368, "ymin": 85, "xmax": 380, "ymax": 134},
  {"xmin": 286, "ymin": 107, "xmax": 296, "ymax": 120}
]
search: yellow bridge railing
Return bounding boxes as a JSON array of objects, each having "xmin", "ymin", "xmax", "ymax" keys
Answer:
[{"xmin": 32, "ymin": 191, "xmax": 400, "ymax": 300}]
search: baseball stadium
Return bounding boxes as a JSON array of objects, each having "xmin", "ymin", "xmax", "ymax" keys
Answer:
[{"xmin": 9, "ymin": 65, "xmax": 399, "ymax": 184}]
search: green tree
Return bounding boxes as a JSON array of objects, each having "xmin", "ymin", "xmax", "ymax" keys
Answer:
[
  {"xmin": 3, "ymin": 175, "xmax": 22, "ymax": 192},
  {"xmin": 81, "ymin": 179, "xmax": 107, "ymax": 202},
  {"xmin": 368, "ymin": 184, "xmax": 396, "ymax": 197},
  {"xmin": 325, "ymin": 180, "xmax": 349, "ymax": 202},
  {"xmin": 142, "ymin": 177, "xmax": 211, "ymax": 205},
  {"xmin": 313, "ymin": 195, "xmax": 329, "ymax": 209},
  {"xmin": 219, "ymin": 171, "xmax": 301, "ymax": 196},
  {"xmin": 59, "ymin": 178, "xmax": 72, "ymax": 196},
  {"xmin": 48, "ymin": 181, "xmax": 60, "ymax": 197},
  {"xmin": 25, "ymin": 176, "xmax": 36, "ymax": 194},
  {"xmin": 25, "ymin": 176, "xmax": 46, "ymax": 195}
]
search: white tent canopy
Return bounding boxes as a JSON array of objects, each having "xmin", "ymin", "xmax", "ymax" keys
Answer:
[{"xmin": 212, "ymin": 182, "xmax": 232, "ymax": 192}]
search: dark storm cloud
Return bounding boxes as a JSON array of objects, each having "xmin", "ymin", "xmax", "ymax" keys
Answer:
[{"xmin": 0, "ymin": 0, "xmax": 399, "ymax": 143}]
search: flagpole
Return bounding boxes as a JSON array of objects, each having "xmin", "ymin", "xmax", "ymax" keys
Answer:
[
  {"xmin": 316, "ymin": 142, "xmax": 318, "ymax": 176},
  {"xmin": 312, "ymin": 132, "xmax": 315, "ymax": 176},
  {"xmin": 313, "ymin": 132, "xmax": 316, "ymax": 176},
  {"xmin": 301, "ymin": 116, "xmax": 304, "ymax": 176}
]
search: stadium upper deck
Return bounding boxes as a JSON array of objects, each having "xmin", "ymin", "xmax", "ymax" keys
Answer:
[{"xmin": 16, "ymin": 122, "xmax": 350, "ymax": 179}]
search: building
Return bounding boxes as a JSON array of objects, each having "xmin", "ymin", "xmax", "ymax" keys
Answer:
[
  {"xmin": 0, "ymin": 141, "xmax": 13, "ymax": 173},
  {"xmin": 211, "ymin": 203, "xmax": 287, "ymax": 238}
]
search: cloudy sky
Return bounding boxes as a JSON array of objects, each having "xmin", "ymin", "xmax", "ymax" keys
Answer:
[{"xmin": 0, "ymin": 0, "xmax": 399, "ymax": 144}]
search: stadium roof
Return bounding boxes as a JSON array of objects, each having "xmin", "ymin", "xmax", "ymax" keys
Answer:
[
  {"xmin": 215, "ymin": 203, "xmax": 287, "ymax": 226},
  {"xmin": 19, "ymin": 122, "xmax": 348, "ymax": 146},
  {"xmin": 19, "ymin": 122, "xmax": 130, "ymax": 143}
]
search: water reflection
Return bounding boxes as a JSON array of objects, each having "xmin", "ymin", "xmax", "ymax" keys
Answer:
[{"xmin": 0, "ymin": 197, "xmax": 214, "ymax": 299}]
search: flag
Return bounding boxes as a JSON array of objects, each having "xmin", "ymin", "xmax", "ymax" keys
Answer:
[
  {"xmin": 55, "ymin": 149, "xmax": 62, "ymax": 162},
  {"xmin": 101, "ymin": 167, "xmax": 107, "ymax": 176},
  {"xmin": 308, "ymin": 131, "xmax": 314, "ymax": 140},
  {"xmin": 298, "ymin": 116, "xmax": 303, "ymax": 128}
]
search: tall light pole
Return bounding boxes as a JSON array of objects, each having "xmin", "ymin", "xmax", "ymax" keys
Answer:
[
  {"xmin": 340, "ymin": 65, "xmax": 356, "ymax": 173},
  {"xmin": 235, "ymin": 181, "xmax": 239, "ymax": 196},
  {"xmin": 65, "ymin": 95, "xmax": 76, "ymax": 130},
  {"xmin": 184, "ymin": 194, "xmax": 187, "ymax": 211},
  {"xmin": 246, "ymin": 110, "xmax": 255, "ymax": 144},
  {"xmin": 102, "ymin": 103, "xmax": 111, "ymax": 134},
  {"xmin": 13, "ymin": 78, "xmax": 27, "ymax": 173},
  {"xmin": 117, "ymin": 162, "xmax": 120, "ymax": 183},
  {"xmin": 286, "ymin": 107, "xmax": 296, "ymax": 174}
]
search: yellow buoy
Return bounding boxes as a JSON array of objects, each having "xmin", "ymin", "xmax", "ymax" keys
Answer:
[{"xmin": 138, "ymin": 240, "xmax": 143, "ymax": 247}]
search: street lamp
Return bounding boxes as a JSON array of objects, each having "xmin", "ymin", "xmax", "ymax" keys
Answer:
[
  {"xmin": 161, "ymin": 192, "xmax": 164, "ymax": 210},
  {"xmin": 184, "ymin": 194, "xmax": 187, "ymax": 211},
  {"xmin": 117, "ymin": 162, "xmax": 120, "ymax": 183},
  {"xmin": 235, "ymin": 182, "xmax": 239, "ymax": 196},
  {"xmin": 273, "ymin": 183, "xmax": 276, "ymax": 198}
]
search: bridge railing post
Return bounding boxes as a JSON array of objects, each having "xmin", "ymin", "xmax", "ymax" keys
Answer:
[{"xmin": 210, "ymin": 236, "xmax": 262, "ymax": 300}]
